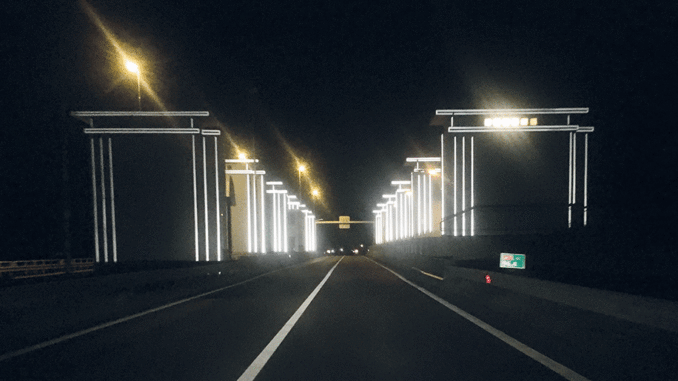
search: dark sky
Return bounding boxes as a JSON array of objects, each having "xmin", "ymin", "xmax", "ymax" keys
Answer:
[{"xmin": 2, "ymin": 1, "xmax": 677, "ymax": 258}]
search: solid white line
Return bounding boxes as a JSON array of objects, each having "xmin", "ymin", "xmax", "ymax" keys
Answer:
[
  {"xmin": 238, "ymin": 256, "xmax": 344, "ymax": 381},
  {"xmin": 0, "ymin": 260, "xmax": 318, "ymax": 363},
  {"xmin": 369, "ymin": 258, "xmax": 591, "ymax": 381}
]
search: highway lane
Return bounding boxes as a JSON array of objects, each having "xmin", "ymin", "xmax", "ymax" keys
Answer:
[
  {"xmin": 252, "ymin": 255, "xmax": 568, "ymax": 381},
  {"xmin": 2, "ymin": 255, "xmax": 675, "ymax": 380},
  {"xmin": 1, "ymin": 257, "xmax": 340, "ymax": 380}
]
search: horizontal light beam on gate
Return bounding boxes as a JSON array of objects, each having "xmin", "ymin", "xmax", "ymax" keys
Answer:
[
  {"xmin": 201, "ymin": 130, "xmax": 221, "ymax": 135},
  {"xmin": 405, "ymin": 157, "xmax": 441, "ymax": 162},
  {"xmin": 436, "ymin": 108, "xmax": 589, "ymax": 116},
  {"xmin": 71, "ymin": 111, "xmax": 210, "ymax": 117},
  {"xmin": 84, "ymin": 128, "xmax": 200, "ymax": 134},
  {"xmin": 316, "ymin": 220, "xmax": 374, "ymax": 224},
  {"xmin": 448, "ymin": 125, "xmax": 595, "ymax": 133},
  {"xmin": 224, "ymin": 170, "xmax": 266, "ymax": 175},
  {"xmin": 225, "ymin": 159, "xmax": 259, "ymax": 163},
  {"xmin": 266, "ymin": 190, "xmax": 288, "ymax": 194}
]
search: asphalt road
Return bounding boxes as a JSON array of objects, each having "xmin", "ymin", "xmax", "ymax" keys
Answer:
[{"xmin": 2, "ymin": 255, "xmax": 676, "ymax": 380}]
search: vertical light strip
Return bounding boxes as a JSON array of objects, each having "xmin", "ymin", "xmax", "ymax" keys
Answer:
[
  {"xmin": 311, "ymin": 215, "xmax": 315, "ymax": 251},
  {"xmin": 307, "ymin": 214, "xmax": 310, "ymax": 250},
  {"xmin": 381, "ymin": 212, "xmax": 384, "ymax": 243},
  {"xmin": 471, "ymin": 136, "xmax": 474, "ymax": 237},
  {"xmin": 462, "ymin": 136, "xmax": 466, "ymax": 236},
  {"xmin": 409, "ymin": 191, "xmax": 414, "ymax": 237},
  {"xmin": 410, "ymin": 173, "xmax": 415, "ymax": 237},
  {"xmin": 428, "ymin": 173, "xmax": 433, "ymax": 233},
  {"xmin": 278, "ymin": 195, "xmax": 282, "ymax": 252},
  {"xmin": 584, "ymin": 133, "xmax": 589, "ymax": 226},
  {"xmin": 90, "ymin": 138, "xmax": 100, "ymax": 263},
  {"xmin": 283, "ymin": 195, "xmax": 288, "ymax": 253},
  {"xmin": 441, "ymin": 134, "xmax": 445, "ymax": 235},
  {"xmin": 386, "ymin": 205, "xmax": 391, "ymax": 242},
  {"xmin": 568, "ymin": 132, "xmax": 573, "ymax": 228},
  {"xmin": 247, "ymin": 170, "xmax": 252, "ymax": 253},
  {"xmin": 272, "ymin": 191, "xmax": 277, "ymax": 252},
  {"xmin": 417, "ymin": 172, "xmax": 422, "ymax": 235},
  {"xmin": 108, "ymin": 138, "xmax": 117, "ymax": 262},
  {"xmin": 214, "ymin": 137, "xmax": 221, "ymax": 261},
  {"xmin": 453, "ymin": 136, "xmax": 458, "ymax": 236},
  {"xmin": 260, "ymin": 175, "xmax": 266, "ymax": 253},
  {"xmin": 572, "ymin": 132, "xmax": 577, "ymax": 206},
  {"xmin": 99, "ymin": 138, "xmax": 108, "ymax": 262},
  {"xmin": 202, "ymin": 136, "xmax": 209, "ymax": 261},
  {"xmin": 252, "ymin": 175, "xmax": 258, "ymax": 253},
  {"xmin": 426, "ymin": 174, "xmax": 430, "ymax": 233},
  {"xmin": 192, "ymin": 135, "xmax": 199, "ymax": 261},
  {"xmin": 400, "ymin": 192, "xmax": 405, "ymax": 239}
]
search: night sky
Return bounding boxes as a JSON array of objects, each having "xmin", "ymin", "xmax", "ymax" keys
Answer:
[{"xmin": 2, "ymin": 1, "xmax": 677, "ymax": 259}]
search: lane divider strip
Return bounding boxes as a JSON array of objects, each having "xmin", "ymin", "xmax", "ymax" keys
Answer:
[
  {"xmin": 369, "ymin": 257, "xmax": 591, "ymax": 381},
  {"xmin": 237, "ymin": 256, "xmax": 344, "ymax": 381},
  {"xmin": 0, "ymin": 258, "xmax": 327, "ymax": 363}
]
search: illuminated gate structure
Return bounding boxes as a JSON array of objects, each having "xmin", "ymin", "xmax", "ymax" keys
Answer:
[
  {"xmin": 224, "ymin": 162, "xmax": 318, "ymax": 256},
  {"xmin": 70, "ymin": 111, "xmax": 221, "ymax": 262},
  {"xmin": 435, "ymin": 108, "xmax": 594, "ymax": 236}
]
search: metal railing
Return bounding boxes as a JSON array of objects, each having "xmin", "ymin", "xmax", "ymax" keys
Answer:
[{"xmin": 0, "ymin": 258, "xmax": 94, "ymax": 280}]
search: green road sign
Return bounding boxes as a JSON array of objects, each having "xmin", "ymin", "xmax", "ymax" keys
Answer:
[{"xmin": 500, "ymin": 253, "xmax": 526, "ymax": 269}]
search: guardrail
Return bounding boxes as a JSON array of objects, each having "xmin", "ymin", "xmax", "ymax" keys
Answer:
[{"xmin": 0, "ymin": 258, "xmax": 95, "ymax": 280}]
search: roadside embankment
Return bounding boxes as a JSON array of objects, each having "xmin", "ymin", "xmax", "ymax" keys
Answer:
[
  {"xmin": 368, "ymin": 248, "xmax": 678, "ymax": 333},
  {"xmin": 0, "ymin": 253, "xmax": 319, "ymax": 356}
]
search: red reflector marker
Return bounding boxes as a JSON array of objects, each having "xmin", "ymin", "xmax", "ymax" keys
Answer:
[{"xmin": 485, "ymin": 274, "xmax": 491, "ymax": 284}]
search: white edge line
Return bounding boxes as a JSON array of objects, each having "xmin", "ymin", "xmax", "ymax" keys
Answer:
[
  {"xmin": 0, "ymin": 259, "xmax": 321, "ymax": 362},
  {"xmin": 237, "ymin": 256, "xmax": 344, "ymax": 381},
  {"xmin": 369, "ymin": 257, "xmax": 591, "ymax": 381}
]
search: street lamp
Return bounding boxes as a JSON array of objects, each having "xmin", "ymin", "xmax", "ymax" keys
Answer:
[
  {"xmin": 298, "ymin": 164, "xmax": 305, "ymax": 192},
  {"xmin": 125, "ymin": 60, "xmax": 141, "ymax": 111}
]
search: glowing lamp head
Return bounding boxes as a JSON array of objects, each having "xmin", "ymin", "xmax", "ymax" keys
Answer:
[
  {"xmin": 238, "ymin": 152, "xmax": 247, "ymax": 160},
  {"xmin": 125, "ymin": 60, "xmax": 139, "ymax": 74},
  {"xmin": 298, "ymin": 164, "xmax": 306, "ymax": 172}
]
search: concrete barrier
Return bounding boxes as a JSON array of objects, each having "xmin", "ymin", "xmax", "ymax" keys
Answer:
[{"xmin": 444, "ymin": 265, "xmax": 678, "ymax": 333}]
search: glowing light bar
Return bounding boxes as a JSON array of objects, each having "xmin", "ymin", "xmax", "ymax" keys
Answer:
[
  {"xmin": 391, "ymin": 180, "xmax": 411, "ymax": 185},
  {"xmin": 436, "ymin": 108, "xmax": 589, "ymax": 115},
  {"xmin": 71, "ymin": 111, "xmax": 210, "ymax": 117},
  {"xmin": 225, "ymin": 159, "xmax": 259, "ymax": 164},
  {"xmin": 266, "ymin": 181, "xmax": 283, "ymax": 185},
  {"xmin": 483, "ymin": 117, "xmax": 539, "ymax": 127},
  {"xmin": 84, "ymin": 128, "xmax": 200, "ymax": 134},
  {"xmin": 224, "ymin": 170, "xmax": 265, "ymax": 175},
  {"xmin": 484, "ymin": 117, "xmax": 520, "ymax": 127},
  {"xmin": 448, "ymin": 125, "xmax": 593, "ymax": 133}
]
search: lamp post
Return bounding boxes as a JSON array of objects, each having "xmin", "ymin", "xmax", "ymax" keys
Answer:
[{"xmin": 125, "ymin": 60, "xmax": 141, "ymax": 111}]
